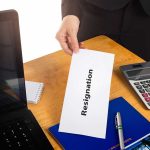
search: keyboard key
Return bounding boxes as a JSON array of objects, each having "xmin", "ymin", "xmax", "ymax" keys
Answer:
[
  {"xmin": 145, "ymin": 97, "xmax": 150, "ymax": 102},
  {"xmin": 134, "ymin": 82, "xmax": 140, "ymax": 85},
  {"xmin": 143, "ymin": 84, "xmax": 149, "ymax": 88},
  {"xmin": 139, "ymin": 89, "xmax": 145, "ymax": 93},
  {"xmin": 2, "ymin": 131, "xmax": 6, "ymax": 136},
  {"xmin": 8, "ymin": 144, "xmax": 12, "ymax": 148},
  {"xmin": 140, "ymin": 81, "xmax": 146, "ymax": 84},
  {"xmin": 142, "ymin": 93, "xmax": 149, "ymax": 97},
  {"xmin": 146, "ymin": 88, "xmax": 150, "ymax": 92},
  {"xmin": 146, "ymin": 80, "xmax": 150, "ymax": 83},
  {"xmin": 17, "ymin": 141, "xmax": 22, "ymax": 147},
  {"xmin": 22, "ymin": 133, "xmax": 27, "ymax": 138},
  {"xmin": 136, "ymin": 85, "xmax": 143, "ymax": 89}
]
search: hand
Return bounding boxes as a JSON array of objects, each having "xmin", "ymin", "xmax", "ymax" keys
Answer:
[{"xmin": 56, "ymin": 15, "xmax": 80, "ymax": 55}]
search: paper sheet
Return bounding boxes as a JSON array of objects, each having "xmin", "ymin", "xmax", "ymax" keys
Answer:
[{"xmin": 59, "ymin": 49, "xmax": 115, "ymax": 138}]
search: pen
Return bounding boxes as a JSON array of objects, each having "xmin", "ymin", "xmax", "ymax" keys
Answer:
[{"xmin": 115, "ymin": 112, "xmax": 125, "ymax": 150}]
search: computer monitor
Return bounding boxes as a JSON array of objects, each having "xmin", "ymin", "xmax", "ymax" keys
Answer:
[{"xmin": 0, "ymin": 10, "xmax": 27, "ymax": 112}]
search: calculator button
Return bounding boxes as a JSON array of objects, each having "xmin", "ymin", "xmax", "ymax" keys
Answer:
[
  {"xmin": 139, "ymin": 89, "xmax": 145, "ymax": 93},
  {"xmin": 144, "ymin": 97, "xmax": 150, "ymax": 102},
  {"xmin": 136, "ymin": 85, "xmax": 143, "ymax": 89},
  {"xmin": 133, "ymin": 82, "xmax": 140, "ymax": 85},
  {"xmin": 143, "ymin": 84, "xmax": 149, "ymax": 88},
  {"xmin": 140, "ymin": 81, "xmax": 146, "ymax": 84},
  {"xmin": 146, "ymin": 80, "xmax": 150, "ymax": 83},
  {"xmin": 142, "ymin": 93, "xmax": 149, "ymax": 97},
  {"xmin": 146, "ymin": 88, "xmax": 150, "ymax": 92}
]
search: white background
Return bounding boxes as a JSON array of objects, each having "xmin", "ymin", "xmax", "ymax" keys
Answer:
[{"xmin": 0, "ymin": 0, "xmax": 62, "ymax": 62}]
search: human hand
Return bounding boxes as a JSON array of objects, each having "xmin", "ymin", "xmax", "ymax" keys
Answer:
[{"xmin": 56, "ymin": 15, "xmax": 82, "ymax": 55}]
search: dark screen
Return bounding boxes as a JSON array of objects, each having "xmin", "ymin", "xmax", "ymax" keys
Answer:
[
  {"xmin": 126, "ymin": 68, "xmax": 150, "ymax": 77},
  {"xmin": 0, "ymin": 19, "xmax": 26, "ymax": 108}
]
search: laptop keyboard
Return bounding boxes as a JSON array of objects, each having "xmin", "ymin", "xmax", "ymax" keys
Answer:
[{"xmin": 0, "ymin": 119, "xmax": 37, "ymax": 150}]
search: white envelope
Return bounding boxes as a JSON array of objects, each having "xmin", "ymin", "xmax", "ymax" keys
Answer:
[{"xmin": 59, "ymin": 49, "xmax": 115, "ymax": 138}]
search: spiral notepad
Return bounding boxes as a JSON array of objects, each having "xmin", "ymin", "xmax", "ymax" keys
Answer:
[{"xmin": 25, "ymin": 81, "xmax": 44, "ymax": 104}]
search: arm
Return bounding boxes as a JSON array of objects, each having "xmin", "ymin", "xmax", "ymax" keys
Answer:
[{"xmin": 61, "ymin": 0, "xmax": 82, "ymax": 20}]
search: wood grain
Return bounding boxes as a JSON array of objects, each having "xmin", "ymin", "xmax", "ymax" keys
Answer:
[{"xmin": 24, "ymin": 35, "xmax": 149, "ymax": 150}]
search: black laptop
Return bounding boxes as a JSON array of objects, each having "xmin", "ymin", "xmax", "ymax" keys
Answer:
[{"xmin": 0, "ymin": 10, "xmax": 53, "ymax": 150}]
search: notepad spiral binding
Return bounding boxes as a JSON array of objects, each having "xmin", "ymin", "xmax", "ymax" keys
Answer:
[
  {"xmin": 34, "ymin": 83, "xmax": 44, "ymax": 103},
  {"xmin": 25, "ymin": 81, "xmax": 44, "ymax": 104}
]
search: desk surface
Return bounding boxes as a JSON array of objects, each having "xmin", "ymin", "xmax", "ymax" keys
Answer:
[{"xmin": 24, "ymin": 35, "xmax": 149, "ymax": 150}]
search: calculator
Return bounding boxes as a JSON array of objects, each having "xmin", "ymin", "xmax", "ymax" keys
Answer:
[{"xmin": 120, "ymin": 61, "xmax": 150, "ymax": 109}]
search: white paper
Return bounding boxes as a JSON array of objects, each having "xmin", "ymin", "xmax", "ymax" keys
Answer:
[{"xmin": 59, "ymin": 49, "xmax": 115, "ymax": 138}]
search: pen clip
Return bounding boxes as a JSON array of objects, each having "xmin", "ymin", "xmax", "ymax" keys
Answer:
[{"xmin": 115, "ymin": 115, "xmax": 118, "ymax": 129}]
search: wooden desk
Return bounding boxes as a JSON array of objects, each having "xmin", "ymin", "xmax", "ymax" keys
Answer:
[{"xmin": 24, "ymin": 35, "xmax": 149, "ymax": 150}]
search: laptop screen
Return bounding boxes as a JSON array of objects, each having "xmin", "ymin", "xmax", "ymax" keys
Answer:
[{"xmin": 0, "ymin": 10, "xmax": 27, "ymax": 112}]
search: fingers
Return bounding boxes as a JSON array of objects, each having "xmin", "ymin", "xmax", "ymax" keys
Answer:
[
  {"xmin": 56, "ymin": 32, "xmax": 79, "ymax": 55},
  {"xmin": 60, "ymin": 40, "xmax": 73, "ymax": 55},
  {"xmin": 79, "ymin": 42, "xmax": 85, "ymax": 49},
  {"xmin": 67, "ymin": 34, "xmax": 79, "ymax": 53},
  {"xmin": 56, "ymin": 32, "xmax": 73, "ymax": 55},
  {"xmin": 56, "ymin": 30, "xmax": 85, "ymax": 55},
  {"xmin": 56, "ymin": 15, "xmax": 80, "ymax": 55}
]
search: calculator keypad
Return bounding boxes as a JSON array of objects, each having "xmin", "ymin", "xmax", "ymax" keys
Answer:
[{"xmin": 131, "ymin": 79, "xmax": 150, "ymax": 109}]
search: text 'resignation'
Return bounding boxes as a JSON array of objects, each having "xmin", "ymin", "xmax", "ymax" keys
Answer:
[{"xmin": 81, "ymin": 69, "xmax": 93, "ymax": 116}]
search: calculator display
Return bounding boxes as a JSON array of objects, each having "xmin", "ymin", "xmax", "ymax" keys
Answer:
[{"xmin": 126, "ymin": 68, "xmax": 150, "ymax": 77}]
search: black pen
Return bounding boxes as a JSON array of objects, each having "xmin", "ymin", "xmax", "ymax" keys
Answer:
[{"xmin": 115, "ymin": 112, "xmax": 125, "ymax": 150}]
